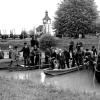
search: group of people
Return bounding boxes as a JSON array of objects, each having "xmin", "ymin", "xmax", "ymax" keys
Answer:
[
  {"xmin": 8, "ymin": 36, "xmax": 98, "ymax": 71},
  {"xmin": 20, "ymin": 42, "xmax": 40, "ymax": 67},
  {"xmin": 9, "ymin": 36, "xmax": 40, "ymax": 67},
  {"xmin": 45, "ymin": 42, "xmax": 97, "ymax": 70}
]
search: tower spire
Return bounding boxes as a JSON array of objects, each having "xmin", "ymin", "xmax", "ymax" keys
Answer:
[
  {"xmin": 43, "ymin": 11, "xmax": 51, "ymax": 34},
  {"xmin": 43, "ymin": 10, "xmax": 51, "ymax": 22}
]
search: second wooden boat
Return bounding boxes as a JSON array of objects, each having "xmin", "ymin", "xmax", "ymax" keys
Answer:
[{"xmin": 43, "ymin": 65, "xmax": 83, "ymax": 76}]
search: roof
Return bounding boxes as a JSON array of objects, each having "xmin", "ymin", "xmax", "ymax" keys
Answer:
[{"xmin": 43, "ymin": 11, "xmax": 51, "ymax": 21}]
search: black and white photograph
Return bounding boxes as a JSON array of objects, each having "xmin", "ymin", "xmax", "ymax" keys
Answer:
[{"xmin": 0, "ymin": 0, "xmax": 100, "ymax": 99}]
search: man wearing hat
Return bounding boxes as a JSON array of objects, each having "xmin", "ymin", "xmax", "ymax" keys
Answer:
[{"xmin": 20, "ymin": 42, "xmax": 30, "ymax": 66}]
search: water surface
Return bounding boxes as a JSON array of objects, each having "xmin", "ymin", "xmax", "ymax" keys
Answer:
[{"xmin": 0, "ymin": 69, "xmax": 100, "ymax": 94}]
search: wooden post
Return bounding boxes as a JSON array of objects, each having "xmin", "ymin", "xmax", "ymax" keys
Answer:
[{"xmin": 97, "ymin": 33, "xmax": 100, "ymax": 55}]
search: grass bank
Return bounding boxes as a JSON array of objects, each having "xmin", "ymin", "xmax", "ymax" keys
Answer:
[
  {"xmin": 0, "ymin": 77, "xmax": 100, "ymax": 100},
  {"xmin": 0, "ymin": 38, "xmax": 31, "ymax": 50},
  {"xmin": 0, "ymin": 36, "xmax": 99, "ymax": 50},
  {"xmin": 56, "ymin": 36, "xmax": 99, "ymax": 50}
]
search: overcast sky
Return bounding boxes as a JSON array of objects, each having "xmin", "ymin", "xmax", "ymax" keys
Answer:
[{"xmin": 0, "ymin": 0, "xmax": 100, "ymax": 34}]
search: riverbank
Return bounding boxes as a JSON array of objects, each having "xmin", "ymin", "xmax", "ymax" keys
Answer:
[
  {"xmin": 0, "ymin": 76, "xmax": 100, "ymax": 100},
  {"xmin": 0, "ymin": 36, "xmax": 99, "ymax": 50}
]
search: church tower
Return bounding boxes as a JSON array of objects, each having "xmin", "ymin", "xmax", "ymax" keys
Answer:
[{"xmin": 43, "ymin": 11, "xmax": 51, "ymax": 34}]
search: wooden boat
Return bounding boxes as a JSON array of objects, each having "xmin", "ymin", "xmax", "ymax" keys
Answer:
[
  {"xmin": 8, "ymin": 63, "xmax": 51, "ymax": 71},
  {"xmin": 9, "ymin": 64, "xmax": 38, "ymax": 71},
  {"xmin": 43, "ymin": 65, "xmax": 83, "ymax": 76},
  {"xmin": 0, "ymin": 59, "xmax": 12, "ymax": 70}
]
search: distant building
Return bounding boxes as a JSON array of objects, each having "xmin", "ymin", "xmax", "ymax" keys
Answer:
[{"xmin": 43, "ymin": 11, "xmax": 51, "ymax": 34}]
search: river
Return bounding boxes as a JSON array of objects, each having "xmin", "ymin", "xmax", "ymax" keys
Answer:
[{"xmin": 0, "ymin": 69, "xmax": 100, "ymax": 94}]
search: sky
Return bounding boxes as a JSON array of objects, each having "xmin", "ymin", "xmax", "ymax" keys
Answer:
[{"xmin": 0, "ymin": 0, "xmax": 100, "ymax": 34}]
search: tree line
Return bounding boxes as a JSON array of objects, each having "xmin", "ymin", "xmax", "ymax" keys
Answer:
[{"xmin": 0, "ymin": 25, "xmax": 44, "ymax": 39}]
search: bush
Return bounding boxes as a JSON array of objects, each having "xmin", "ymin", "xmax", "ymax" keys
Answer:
[
  {"xmin": 20, "ymin": 30, "xmax": 28, "ymax": 39},
  {"xmin": 39, "ymin": 34, "xmax": 57, "ymax": 51},
  {"xmin": 2, "ymin": 34, "xmax": 9, "ymax": 39}
]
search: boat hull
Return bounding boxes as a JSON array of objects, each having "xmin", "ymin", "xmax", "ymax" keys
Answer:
[
  {"xmin": 43, "ymin": 66, "xmax": 83, "ymax": 76},
  {"xmin": 8, "ymin": 64, "xmax": 38, "ymax": 71}
]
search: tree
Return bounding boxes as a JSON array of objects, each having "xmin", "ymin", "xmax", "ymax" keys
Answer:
[
  {"xmin": 0, "ymin": 30, "xmax": 2, "ymax": 38},
  {"xmin": 29, "ymin": 30, "xmax": 35, "ymax": 38},
  {"xmin": 95, "ymin": 18, "xmax": 100, "ymax": 33},
  {"xmin": 53, "ymin": 0, "xmax": 98, "ymax": 38},
  {"xmin": 36, "ymin": 25, "xmax": 44, "ymax": 37},
  {"xmin": 10, "ymin": 30, "xmax": 14, "ymax": 39},
  {"xmin": 36, "ymin": 25, "xmax": 43, "ymax": 32},
  {"xmin": 2, "ymin": 34, "xmax": 8, "ymax": 39},
  {"xmin": 13, "ymin": 34, "xmax": 19, "ymax": 39},
  {"xmin": 39, "ymin": 34, "xmax": 56, "ymax": 51},
  {"xmin": 20, "ymin": 30, "xmax": 28, "ymax": 39}
]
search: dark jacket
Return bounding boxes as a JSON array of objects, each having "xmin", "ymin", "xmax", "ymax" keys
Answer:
[
  {"xmin": 20, "ymin": 47, "xmax": 30, "ymax": 58},
  {"xmin": 69, "ymin": 44, "xmax": 73, "ymax": 52},
  {"xmin": 63, "ymin": 50, "xmax": 70, "ymax": 60},
  {"xmin": 91, "ymin": 48, "xmax": 97, "ymax": 56},
  {"xmin": 31, "ymin": 39, "xmax": 39, "ymax": 47},
  {"xmin": 0, "ymin": 51, "xmax": 4, "ymax": 59},
  {"xmin": 45, "ymin": 49, "xmax": 51, "ymax": 58},
  {"xmin": 51, "ymin": 52, "xmax": 57, "ymax": 59}
]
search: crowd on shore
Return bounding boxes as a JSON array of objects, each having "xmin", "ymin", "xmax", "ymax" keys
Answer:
[{"xmin": 0, "ymin": 36, "xmax": 99, "ymax": 71}]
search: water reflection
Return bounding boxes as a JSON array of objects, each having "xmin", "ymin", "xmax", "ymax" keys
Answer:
[
  {"xmin": 13, "ymin": 73, "xmax": 30, "ymax": 80},
  {"xmin": 40, "ymin": 72, "xmax": 46, "ymax": 83},
  {"xmin": 0, "ymin": 70, "xmax": 100, "ymax": 93},
  {"xmin": 4, "ymin": 52, "xmax": 9, "ymax": 58},
  {"xmin": 10, "ymin": 71, "xmax": 46, "ymax": 84}
]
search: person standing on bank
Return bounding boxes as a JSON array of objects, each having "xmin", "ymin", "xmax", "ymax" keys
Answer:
[
  {"xmin": 30, "ymin": 35, "xmax": 39, "ymax": 48},
  {"xmin": 20, "ymin": 42, "xmax": 30, "ymax": 66}
]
